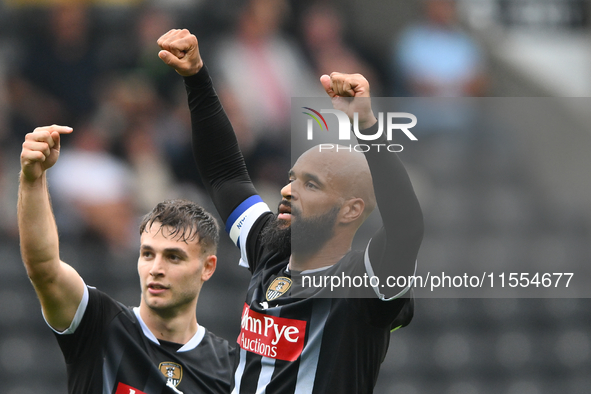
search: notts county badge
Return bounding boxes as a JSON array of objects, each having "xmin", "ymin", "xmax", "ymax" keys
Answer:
[
  {"xmin": 266, "ymin": 277, "xmax": 292, "ymax": 301},
  {"xmin": 159, "ymin": 362, "xmax": 183, "ymax": 388}
]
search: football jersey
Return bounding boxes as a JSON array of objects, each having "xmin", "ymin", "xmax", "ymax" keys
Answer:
[
  {"xmin": 48, "ymin": 286, "xmax": 235, "ymax": 394},
  {"xmin": 227, "ymin": 199, "xmax": 413, "ymax": 394}
]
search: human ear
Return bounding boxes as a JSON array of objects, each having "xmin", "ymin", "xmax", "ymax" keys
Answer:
[
  {"xmin": 339, "ymin": 198, "xmax": 365, "ymax": 224},
  {"xmin": 201, "ymin": 255, "xmax": 217, "ymax": 281}
]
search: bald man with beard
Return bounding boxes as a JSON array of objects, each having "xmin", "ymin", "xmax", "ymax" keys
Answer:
[
  {"xmin": 259, "ymin": 146, "xmax": 377, "ymax": 267},
  {"xmin": 158, "ymin": 28, "xmax": 423, "ymax": 394}
]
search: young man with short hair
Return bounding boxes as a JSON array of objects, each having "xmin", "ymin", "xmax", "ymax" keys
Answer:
[{"xmin": 18, "ymin": 125, "xmax": 234, "ymax": 394}]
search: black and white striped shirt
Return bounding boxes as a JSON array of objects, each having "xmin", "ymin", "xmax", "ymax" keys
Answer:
[{"xmin": 225, "ymin": 203, "xmax": 413, "ymax": 394}]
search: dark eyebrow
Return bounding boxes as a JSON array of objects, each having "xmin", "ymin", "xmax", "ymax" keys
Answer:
[
  {"xmin": 140, "ymin": 245, "xmax": 189, "ymax": 260},
  {"xmin": 164, "ymin": 248, "xmax": 189, "ymax": 259}
]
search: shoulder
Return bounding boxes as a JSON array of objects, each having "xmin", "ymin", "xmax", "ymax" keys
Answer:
[
  {"xmin": 239, "ymin": 210, "xmax": 280, "ymax": 271},
  {"xmin": 201, "ymin": 329, "xmax": 235, "ymax": 352},
  {"xmin": 81, "ymin": 286, "xmax": 133, "ymax": 332},
  {"xmin": 87, "ymin": 286, "xmax": 127, "ymax": 312},
  {"xmin": 198, "ymin": 329, "xmax": 237, "ymax": 366}
]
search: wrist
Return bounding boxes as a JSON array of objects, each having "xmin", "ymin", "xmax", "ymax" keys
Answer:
[
  {"xmin": 183, "ymin": 63, "xmax": 211, "ymax": 88},
  {"xmin": 358, "ymin": 113, "xmax": 377, "ymax": 130},
  {"xmin": 194, "ymin": 59, "xmax": 204, "ymax": 75},
  {"xmin": 179, "ymin": 61, "xmax": 203, "ymax": 77},
  {"xmin": 20, "ymin": 171, "xmax": 46, "ymax": 188}
]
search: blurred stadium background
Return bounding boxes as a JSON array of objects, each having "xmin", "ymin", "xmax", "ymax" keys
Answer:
[{"xmin": 0, "ymin": 0, "xmax": 590, "ymax": 393}]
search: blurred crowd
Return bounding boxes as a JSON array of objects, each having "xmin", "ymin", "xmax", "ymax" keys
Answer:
[
  {"xmin": 0, "ymin": 0, "xmax": 487, "ymax": 255},
  {"xmin": 7, "ymin": 3, "xmax": 591, "ymax": 393}
]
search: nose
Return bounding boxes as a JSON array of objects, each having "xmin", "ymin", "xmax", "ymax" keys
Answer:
[
  {"xmin": 281, "ymin": 182, "xmax": 292, "ymax": 200},
  {"xmin": 149, "ymin": 256, "xmax": 165, "ymax": 277}
]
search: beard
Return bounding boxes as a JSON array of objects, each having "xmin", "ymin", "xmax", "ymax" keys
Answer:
[{"xmin": 260, "ymin": 202, "xmax": 341, "ymax": 257}]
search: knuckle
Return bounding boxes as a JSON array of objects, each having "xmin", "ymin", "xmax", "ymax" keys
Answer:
[{"xmin": 32, "ymin": 127, "xmax": 48, "ymax": 136}]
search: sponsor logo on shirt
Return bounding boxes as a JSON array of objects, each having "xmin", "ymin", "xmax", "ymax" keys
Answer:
[
  {"xmin": 159, "ymin": 362, "xmax": 183, "ymax": 388},
  {"xmin": 238, "ymin": 304, "xmax": 306, "ymax": 361},
  {"xmin": 266, "ymin": 277, "xmax": 292, "ymax": 301}
]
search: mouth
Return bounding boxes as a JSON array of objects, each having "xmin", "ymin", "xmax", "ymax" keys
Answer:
[
  {"xmin": 277, "ymin": 200, "xmax": 292, "ymax": 222},
  {"xmin": 147, "ymin": 282, "xmax": 169, "ymax": 295}
]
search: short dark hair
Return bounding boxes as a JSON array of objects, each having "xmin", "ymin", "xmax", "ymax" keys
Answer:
[{"xmin": 139, "ymin": 199, "xmax": 219, "ymax": 255}]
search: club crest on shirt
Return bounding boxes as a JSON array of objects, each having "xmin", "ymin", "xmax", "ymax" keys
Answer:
[
  {"xmin": 159, "ymin": 362, "xmax": 182, "ymax": 388},
  {"xmin": 266, "ymin": 277, "xmax": 292, "ymax": 301}
]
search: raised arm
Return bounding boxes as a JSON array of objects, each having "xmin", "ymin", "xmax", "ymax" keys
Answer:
[
  {"xmin": 18, "ymin": 125, "xmax": 85, "ymax": 331},
  {"xmin": 321, "ymin": 73, "xmax": 423, "ymax": 290},
  {"xmin": 158, "ymin": 29, "xmax": 258, "ymax": 222}
]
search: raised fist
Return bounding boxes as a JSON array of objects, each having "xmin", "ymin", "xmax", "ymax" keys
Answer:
[
  {"xmin": 157, "ymin": 29, "xmax": 203, "ymax": 77},
  {"xmin": 21, "ymin": 125, "xmax": 72, "ymax": 182}
]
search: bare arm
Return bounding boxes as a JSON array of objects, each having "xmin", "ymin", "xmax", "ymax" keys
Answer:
[{"xmin": 18, "ymin": 125, "xmax": 85, "ymax": 332}]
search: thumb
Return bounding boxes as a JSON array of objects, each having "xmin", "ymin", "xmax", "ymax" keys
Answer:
[
  {"xmin": 159, "ymin": 50, "xmax": 183, "ymax": 68},
  {"xmin": 320, "ymin": 75, "xmax": 335, "ymax": 97}
]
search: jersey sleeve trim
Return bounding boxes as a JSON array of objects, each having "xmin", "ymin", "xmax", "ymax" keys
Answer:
[
  {"xmin": 44, "ymin": 282, "xmax": 90, "ymax": 335},
  {"xmin": 225, "ymin": 195, "xmax": 270, "ymax": 247},
  {"xmin": 364, "ymin": 240, "xmax": 417, "ymax": 301}
]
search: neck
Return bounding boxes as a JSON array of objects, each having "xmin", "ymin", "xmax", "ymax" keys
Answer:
[
  {"xmin": 138, "ymin": 302, "xmax": 198, "ymax": 344},
  {"xmin": 289, "ymin": 236, "xmax": 352, "ymax": 272}
]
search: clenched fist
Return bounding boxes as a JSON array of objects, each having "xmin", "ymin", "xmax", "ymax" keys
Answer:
[
  {"xmin": 157, "ymin": 29, "xmax": 203, "ymax": 77},
  {"xmin": 320, "ymin": 72, "xmax": 376, "ymax": 129},
  {"xmin": 20, "ymin": 125, "xmax": 72, "ymax": 183}
]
